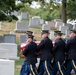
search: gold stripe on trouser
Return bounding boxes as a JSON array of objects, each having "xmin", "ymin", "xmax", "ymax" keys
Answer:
[
  {"xmin": 35, "ymin": 67, "xmax": 38, "ymax": 73},
  {"xmin": 72, "ymin": 60, "xmax": 76, "ymax": 69},
  {"xmin": 45, "ymin": 61, "xmax": 50, "ymax": 75},
  {"xmin": 30, "ymin": 64, "xmax": 35, "ymax": 75},
  {"xmin": 58, "ymin": 61, "xmax": 64, "ymax": 75}
]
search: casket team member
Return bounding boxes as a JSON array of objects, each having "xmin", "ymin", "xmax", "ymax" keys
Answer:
[
  {"xmin": 52, "ymin": 31, "xmax": 66, "ymax": 75},
  {"xmin": 37, "ymin": 30, "xmax": 53, "ymax": 75},
  {"xmin": 66, "ymin": 29, "xmax": 76, "ymax": 74},
  {"xmin": 22, "ymin": 34, "xmax": 38, "ymax": 75}
]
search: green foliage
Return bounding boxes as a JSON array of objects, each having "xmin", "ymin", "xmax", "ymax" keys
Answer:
[
  {"xmin": 67, "ymin": 0, "xmax": 76, "ymax": 19},
  {"xmin": 0, "ymin": 0, "xmax": 23, "ymax": 21}
]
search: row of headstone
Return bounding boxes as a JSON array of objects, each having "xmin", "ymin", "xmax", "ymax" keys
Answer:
[
  {"xmin": 0, "ymin": 43, "xmax": 19, "ymax": 75},
  {"xmin": 0, "ymin": 34, "xmax": 27, "ymax": 44},
  {"xmin": 0, "ymin": 34, "xmax": 16, "ymax": 43},
  {"xmin": 42, "ymin": 20, "xmax": 64, "ymax": 31}
]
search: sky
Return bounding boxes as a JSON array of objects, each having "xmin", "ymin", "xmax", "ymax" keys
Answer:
[{"xmin": 15, "ymin": 0, "xmax": 61, "ymax": 8}]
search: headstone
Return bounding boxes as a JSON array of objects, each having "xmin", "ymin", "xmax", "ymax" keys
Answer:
[
  {"xmin": 20, "ymin": 35, "xmax": 27, "ymax": 44},
  {"xmin": 50, "ymin": 32, "xmax": 55, "ymax": 40},
  {"xmin": 29, "ymin": 16, "xmax": 40, "ymax": 27},
  {"xmin": 14, "ymin": 21, "xmax": 29, "ymax": 32},
  {"xmin": 54, "ymin": 19, "xmax": 62, "ymax": 22},
  {"xmin": 0, "ymin": 48, "xmax": 9, "ymax": 59},
  {"xmin": 4, "ymin": 34, "xmax": 16, "ymax": 43},
  {"xmin": 40, "ymin": 19, "xmax": 45, "ymax": 25},
  {"xmin": 0, "ymin": 43, "xmax": 19, "ymax": 60},
  {"xmin": 11, "ymin": 11, "xmax": 18, "ymax": 17},
  {"xmin": 48, "ymin": 21, "xmax": 56, "ymax": 29},
  {"xmin": 0, "ymin": 36, "xmax": 4, "ymax": 43},
  {"xmin": 0, "ymin": 59, "xmax": 14, "ymax": 75},
  {"xmin": 18, "ymin": 15, "xmax": 21, "ymax": 21},
  {"xmin": 55, "ymin": 22, "xmax": 63, "ymax": 28},
  {"xmin": 67, "ymin": 24, "xmax": 73, "ymax": 30},
  {"xmin": 73, "ymin": 25, "xmax": 76, "ymax": 29},
  {"xmin": 59, "ymin": 26, "xmax": 69, "ymax": 34},
  {"xmin": 42, "ymin": 24, "xmax": 50, "ymax": 31},
  {"xmin": 21, "ymin": 12, "xmax": 29, "ymax": 20},
  {"xmin": 65, "ymin": 30, "xmax": 70, "ymax": 38}
]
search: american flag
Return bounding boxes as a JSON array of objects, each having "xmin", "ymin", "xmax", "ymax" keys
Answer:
[{"xmin": 20, "ymin": 41, "xmax": 40, "ymax": 51}]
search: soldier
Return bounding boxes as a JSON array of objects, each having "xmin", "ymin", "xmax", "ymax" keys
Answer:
[
  {"xmin": 37, "ymin": 30, "xmax": 53, "ymax": 75},
  {"xmin": 22, "ymin": 34, "xmax": 38, "ymax": 75},
  {"xmin": 66, "ymin": 29, "xmax": 76, "ymax": 74},
  {"xmin": 26, "ymin": 31, "xmax": 36, "ymax": 41},
  {"xmin": 52, "ymin": 31, "xmax": 66, "ymax": 75},
  {"xmin": 20, "ymin": 31, "xmax": 34, "ymax": 75}
]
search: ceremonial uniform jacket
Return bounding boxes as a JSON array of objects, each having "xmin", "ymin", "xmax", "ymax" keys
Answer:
[
  {"xmin": 66, "ymin": 36, "xmax": 76, "ymax": 60},
  {"xmin": 52, "ymin": 38, "xmax": 66, "ymax": 62},
  {"xmin": 38, "ymin": 37, "xmax": 53, "ymax": 61},
  {"xmin": 23, "ymin": 41, "xmax": 37, "ymax": 64}
]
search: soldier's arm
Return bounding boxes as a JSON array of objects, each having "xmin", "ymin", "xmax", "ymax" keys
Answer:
[
  {"xmin": 22, "ymin": 44, "xmax": 29, "ymax": 56},
  {"xmin": 37, "ymin": 40, "xmax": 45, "ymax": 52}
]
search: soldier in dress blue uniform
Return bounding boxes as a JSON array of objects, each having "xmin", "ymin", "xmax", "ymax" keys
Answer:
[
  {"xmin": 20, "ymin": 31, "xmax": 34, "ymax": 75},
  {"xmin": 65, "ymin": 29, "xmax": 76, "ymax": 74},
  {"xmin": 52, "ymin": 31, "xmax": 66, "ymax": 75},
  {"xmin": 22, "ymin": 34, "xmax": 38, "ymax": 75},
  {"xmin": 37, "ymin": 30, "xmax": 53, "ymax": 75}
]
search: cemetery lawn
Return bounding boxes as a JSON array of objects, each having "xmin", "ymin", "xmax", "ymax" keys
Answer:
[
  {"xmin": 0, "ymin": 21, "xmax": 75, "ymax": 75},
  {"xmin": 15, "ymin": 59, "xmax": 24, "ymax": 75}
]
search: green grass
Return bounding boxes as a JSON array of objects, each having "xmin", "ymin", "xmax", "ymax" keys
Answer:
[{"xmin": 15, "ymin": 59, "xmax": 24, "ymax": 75}]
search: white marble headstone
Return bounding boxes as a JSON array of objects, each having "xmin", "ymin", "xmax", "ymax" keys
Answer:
[
  {"xmin": 14, "ymin": 21, "xmax": 29, "ymax": 32},
  {"xmin": 50, "ymin": 32, "xmax": 55, "ymax": 40},
  {"xmin": 42, "ymin": 24, "xmax": 50, "ymax": 31},
  {"xmin": 29, "ymin": 16, "xmax": 40, "ymax": 27},
  {"xmin": 55, "ymin": 22, "xmax": 63, "ymax": 28},
  {"xmin": 0, "ymin": 59, "xmax": 15, "ymax": 75},
  {"xmin": 59, "ymin": 26, "xmax": 69, "ymax": 34},
  {"xmin": 0, "ymin": 43, "xmax": 19, "ymax": 60},
  {"xmin": 21, "ymin": 12, "xmax": 29, "ymax": 20}
]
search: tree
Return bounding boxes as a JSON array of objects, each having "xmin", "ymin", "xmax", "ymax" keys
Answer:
[
  {"xmin": 0, "ymin": 0, "xmax": 23, "ymax": 21},
  {"xmin": 62, "ymin": 0, "xmax": 66, "ymax": 24},
  {"xmin": 67, "ymin": 0, "xmax": 76, "ymax": 20},
  {"xmin": 20, "ymin": 0, "xmax": 67, "ymax": 23}
]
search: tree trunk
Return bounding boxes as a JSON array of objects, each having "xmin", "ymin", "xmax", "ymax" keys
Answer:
[{"xmin": 62, "ymin": 0, "xmax": 67, "ymax": 25}]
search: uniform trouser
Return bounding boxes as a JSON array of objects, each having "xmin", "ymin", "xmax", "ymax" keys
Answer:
[
  {"xmin": 65, "ymin": 60, "xmax": 76, "ymax": 75},
  {"xmin": 20, "ymin": 58, "xmax": 27, "ymax": 75},
  {"xmin": 20, "ymin": 59, "xmax": 38, "ymax": 75},
  {"xmin": 38, "ymin": 60, "xmax": 53, "ymax": 75},
  {"xmin": 52, "ymin": 61, "xmax": 65, "ymax": 75}
]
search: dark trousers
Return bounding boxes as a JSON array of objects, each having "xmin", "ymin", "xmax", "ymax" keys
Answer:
[
  {"xmin": 20, "ymin": 58, "xmax": 38, "ymax": 75},
  {"xmin": 65, "ymin": 60, "xmax": 76, "ymax": 75},
  {"xmin": 38, "ymin": 60, "xmax": 53, "ymax": 75},
  {"xmin": 52, "ymin": 61, "xmax": 65, "ymax": 75},
  {"xmin": 20, "ymin": 58, "xmax": 27, "ymax": 75}
]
